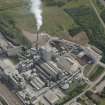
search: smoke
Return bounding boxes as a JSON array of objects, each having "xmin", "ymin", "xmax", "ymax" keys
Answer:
[{"xmin": 31, "ymin": 0, "xmax": 43, "ymax": 31}]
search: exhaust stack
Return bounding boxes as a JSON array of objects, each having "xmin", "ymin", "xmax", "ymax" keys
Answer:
[{"xmin": 36, "ymin": 31, "xmax": 39, "ymax": 50}]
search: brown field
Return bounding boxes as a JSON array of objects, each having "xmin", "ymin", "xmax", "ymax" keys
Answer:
[{"xmin": 0, "ymin": 82, "xmax": 23, "ymax": 105}]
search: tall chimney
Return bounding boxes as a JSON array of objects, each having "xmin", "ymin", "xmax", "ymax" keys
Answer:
[{"xmin": 36, "ymin": 31, "xmax": 39, "ymax": 50}]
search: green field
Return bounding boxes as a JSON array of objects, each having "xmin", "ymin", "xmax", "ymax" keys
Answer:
[
  {"xmin": 92, "ymin": 0, "xmax": 104, "ymax": 13},
  {"xmin": 89, "ymin": 66, "xmax": 104, "ymax": 81},
  {"xmin": 0, "ymin": 0, "xmax": 36, "ymax": 32},
  {"xmin": 56, "ymin": 80, "xmax": 87, "ymax": 105},
  {"xmin": 100, "ymin": 98, "xmax": 105, "ymax": 105},
  {"xmin": 0, "ymin": 0, "xmax": 78, "ymax": 35},
  {"xmin": 42, "ymin": 6, "xmax": 78, "ymax": 36},
  {"xmin": 63, "ymin": 0, "xmax": 105, "ymax": 63},
  {"xmin": 0, "ymin": 0, "xmax": 91, "ymax": 36}
]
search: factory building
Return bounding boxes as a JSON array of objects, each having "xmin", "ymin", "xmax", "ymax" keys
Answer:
[
  {"xmin": 30, "ymin": 76, "xmax": 45, "ymax": 90},
  {"xmin": 84, "ymin": 46, "xmax": 102, "ymax": 62},
  {"xmin": 40, "ymin": 48, "xmax": 53, "ymax": 61},
  {"xmin": 0, "ymin": 34, "xmax": 102, "ymax": 105},
  {"xmin": 19, "ymin": 69, "xmax": 45, "ymax": 90},
  {"xmin": 33, "ymin": 96, "xmax": 50, "ymax": 105},
  {"xmin": 56, "ymin": 56, "xmax": 80, "ymax": 74},
  {"xmin": 17, "ymin": 86, "xmax": 36, "ymax": 105},
  {"xmin": 0, "ymin": 96, "xmax": 8, "ymax": 105},
  {"xmin": 76, "ymin": 46, "xmax": 102, "ymax": 65},
  {"xmin": 38, "ymin": 61, "xmax": 62, "ymax": 81},
  {"xmin": 0, "ymin": 59, "xmax": 23, "ymax": 88},
  {"xmin": 44, "ymin": 90, "xmax": 59, "ymax": 105},
  {"xmin": 22, "ymin": 70, "xmax": 45, "ymax": 90},
  {"xmin": 17, "ymin": 60, "xmax": 34, "ymax": 73},
  {"xmin": 0, "ymin": 59, "xmax": 25, "ymax": 90},
  {"xmin": 6, "ymin": 46, "xmax": 22, "ymax": 57}
]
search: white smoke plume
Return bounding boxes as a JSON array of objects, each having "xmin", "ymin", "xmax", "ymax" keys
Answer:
[{"xmin": 31, "ymin": 0, "xmax": 43, "ymax": 31}]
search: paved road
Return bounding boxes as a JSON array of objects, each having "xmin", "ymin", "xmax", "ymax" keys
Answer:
[
  {"xmin": 87, "ymin": 64, "xmax": 97, "ymax": 77},
  {"xmin": 89, "ymin": 0, "xmax": 105, "ymax": 29},
  {"xmin": 89, "ymin": 0, "xmax": 105, "ymax": 28},
  {"xmin": 65, "ymin": 72, "xmax": 105, "ymax": 105},
  {"xmin": 98, "ymin": 61, "xmax": 105, "ymax": 68},
  {"xmin": 95, "ymin": 80, "xmax": 105, "ymax": 93},
  {"xmin": 0, "ymin": 82, "xmax": 23, "ymax": 105},
  {"xmin": 65, "ymin": 68, "xmax": 105, "ymax": 105}
]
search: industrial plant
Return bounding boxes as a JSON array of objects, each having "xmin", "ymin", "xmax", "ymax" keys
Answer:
[
  {"xmin": 0, "ymin": 0, "xmax": 105, "ymax": 105},
  {"xmin": 0, "ymin": 30, "xmax": 103, "ymax": 105}
]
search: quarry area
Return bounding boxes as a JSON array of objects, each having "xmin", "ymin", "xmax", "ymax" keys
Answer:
[{"xmin": 0, "ymin": 31, "xmax": 105, "ymax": 105}]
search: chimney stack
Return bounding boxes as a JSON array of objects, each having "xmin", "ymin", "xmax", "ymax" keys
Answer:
[{"xmin": 36, "ymin": 31, "xmax": 39, "ymax": 50}]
